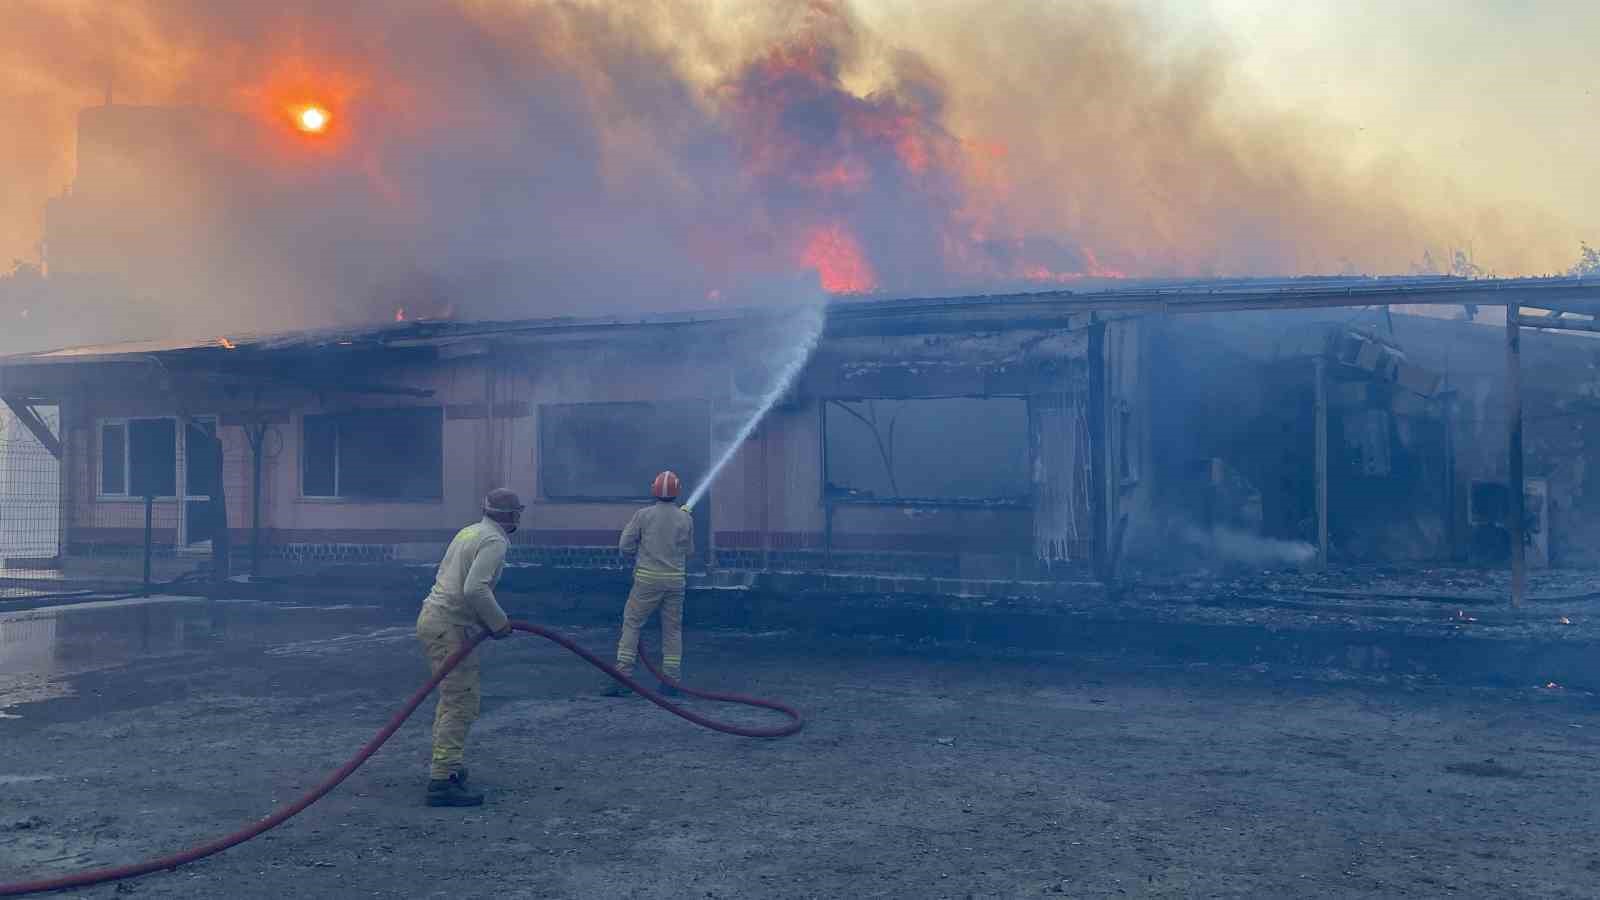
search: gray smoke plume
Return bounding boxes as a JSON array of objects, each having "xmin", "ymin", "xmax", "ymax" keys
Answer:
[{"xmin": 0, "ymin": 0, "xmax": 1570, "ymax": 347}]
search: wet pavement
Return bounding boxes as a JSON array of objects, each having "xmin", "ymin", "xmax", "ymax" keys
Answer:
[{"xmin": 0, "ymin": 596, "xmax": 404, "ymax": 718}]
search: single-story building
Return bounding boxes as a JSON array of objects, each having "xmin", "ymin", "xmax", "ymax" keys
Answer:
[
  {"xmin": 0, "ymin": 293, "xmax": 1129, "ymax": 582},
  {"xmin": 5, "ymin": 276, "xmax": 1600, "ymax": 589}
]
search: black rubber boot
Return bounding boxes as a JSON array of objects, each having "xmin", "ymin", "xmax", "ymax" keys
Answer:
[
  {"xmin": 657, "ymin": 681, "xmax": 681, "ymax": 698},
  {"xmin": 426, "ymin": 772, "xmax": 483, "ymax": 807},
  {"xmin": 600, "ymin": 679, "xmax": 632, "ymax": 698}
]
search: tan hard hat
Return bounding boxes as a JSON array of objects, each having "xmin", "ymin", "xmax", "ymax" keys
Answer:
[{"xmin": 483, "ymin": 488, "xmax": 525, "ymax": 514}]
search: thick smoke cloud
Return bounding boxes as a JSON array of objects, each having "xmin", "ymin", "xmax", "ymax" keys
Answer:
[{"xmin": 0, "ymin": 0, "xmax": 1575, "ymax": 343}]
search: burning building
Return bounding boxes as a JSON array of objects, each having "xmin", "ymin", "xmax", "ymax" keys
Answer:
[{"xmin": 4, "ymin": 276, "xmax": 1600, "ymax": 596}]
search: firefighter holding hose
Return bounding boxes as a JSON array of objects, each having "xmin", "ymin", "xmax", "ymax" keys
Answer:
[
  {"xmin": 415, "ymin": 488, "xmax": 522, "ymax": 807},
  {"xmin": 602, "ymin": 471, "xmax": 694, "ymax": 697}
]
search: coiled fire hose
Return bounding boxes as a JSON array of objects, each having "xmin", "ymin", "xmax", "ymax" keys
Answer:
[{"xmin": 0, "ymin": 620, "xmax": 803, "ymax": 897}]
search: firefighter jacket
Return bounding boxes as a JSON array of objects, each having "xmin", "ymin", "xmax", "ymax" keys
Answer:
[
  {"xmin": 620, "ymin": 501, "xmax": 694, "ymax": 585},
  {"xmin": 420, "ymin": 517, "xmax": 511, "ymax": 634}
]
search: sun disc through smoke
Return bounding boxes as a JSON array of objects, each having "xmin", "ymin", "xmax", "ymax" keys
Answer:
[{"xmin": 296, "ymin": 106, "xmax": 330, "ymax": 133}]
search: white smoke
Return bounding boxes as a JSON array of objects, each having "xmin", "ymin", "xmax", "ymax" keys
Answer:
[{"xmin": 1178, "ymin": 523, "xmax": 1316, "ymax": 568}]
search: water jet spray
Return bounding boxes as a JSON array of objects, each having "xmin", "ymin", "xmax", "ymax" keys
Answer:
[{"xmin": 682, "ymin": 301, "xmax": 825, "ymax": 513}]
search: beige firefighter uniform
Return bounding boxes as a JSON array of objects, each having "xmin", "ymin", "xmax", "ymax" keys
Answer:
[
  {"xmin": 615, "ymin": 501, "xmax": 694, "ymax": 680},
  {"xmin": 417, "ymin": 517, "xmax": 511, "ymax": 781}
]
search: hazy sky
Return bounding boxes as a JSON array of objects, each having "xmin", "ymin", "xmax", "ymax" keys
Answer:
[
  {"xmin": 1143, "ymin": 0, "xmax": 1597, "ymax": 247},
  {"xmin": 860, "ymin": 0, "xmax": 1598, "ymax": 259}
]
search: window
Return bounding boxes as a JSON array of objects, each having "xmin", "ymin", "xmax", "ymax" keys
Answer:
[
  {"xmin": 99, "ymin": 418, "xmax": 177, "ymax": 497},
  {"xmin": 540, "ymin": 401, "xmax": 709, "ymax": 500},
  {"xmin": 301, "ymin": 407, "xmax": 444, "ymax": 500},
  {"xmin": 824, "ymin": 397, "xmax": 1032, "ymax": 504}
]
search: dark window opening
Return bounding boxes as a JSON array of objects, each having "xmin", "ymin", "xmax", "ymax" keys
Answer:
[
  {"xmin": 128, "ymin": 419, "xmax": 177, "ymax": 498},
  {"xmin": 185, "ymin": 419, "xmax": 219, "ymax": 499},
  {"xmin": 302, "ymin": 407, "xmax": 443, "ymax": 500},
  {"xmin": 302, "ymin": 415, "xmax": 338, "ymax": 498},
  {"xmin": 540, "ymin": 401, "xmax": 709, "ymax": 500},
  {"xmin": 824, "ymin": 397, "xmax": 1032, "ymax": 504}
]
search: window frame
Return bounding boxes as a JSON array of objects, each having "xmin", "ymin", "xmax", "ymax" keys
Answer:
[
  {"xmin": 537, "ymin": 399, "xmax": 711, "ymax": 503},
  {"xmin": 297, "ymin": 406, "xmax": 445, "ymax": 503},
  {"xmin": 97, "ymin": 415, "xmax": 182, "ymax": 501},
  {"xmin": 820, "ymin": 394, "xmax": 1036, "ymax": 508}
]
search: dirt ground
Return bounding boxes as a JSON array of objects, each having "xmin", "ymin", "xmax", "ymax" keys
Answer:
[{"xmin": 3, "ymin": 596, "xmax": 1600, "ymax": 898}]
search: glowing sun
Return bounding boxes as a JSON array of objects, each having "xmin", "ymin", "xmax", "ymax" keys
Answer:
[{"xmin": 296, "ymin": 105, "xmax": 330, "ymax": 133}]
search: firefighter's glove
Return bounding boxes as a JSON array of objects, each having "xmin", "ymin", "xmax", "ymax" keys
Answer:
[{"xmin": 490, "ymin": 622, "xmax": 513, "ymax": 640}]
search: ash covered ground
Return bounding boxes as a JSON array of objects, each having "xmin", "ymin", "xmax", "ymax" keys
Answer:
[{"xmin": 2, "ymin": 596, "xmax": 1598, "ymax": 898}]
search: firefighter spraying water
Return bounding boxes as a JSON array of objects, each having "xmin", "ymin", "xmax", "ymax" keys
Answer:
[
  {"xmin": 598, "ymin": 303, "xmax": 822, "ymax": 698},
  {"xmin": 603, "ymin": 471, "xmax": 693, "ymax": 697}
]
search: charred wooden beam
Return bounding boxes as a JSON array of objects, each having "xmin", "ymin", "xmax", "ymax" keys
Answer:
[
  {"xmin": 1511, "ymin": 309, "xmax": 1600, "ymax": 334},
  {"xmin": 193, "ymin": 371, "xmax": 434, "ymax": 398},
  {"xmin": 1, "ymin": 395, "xmax": 61, "ymax": 459}
]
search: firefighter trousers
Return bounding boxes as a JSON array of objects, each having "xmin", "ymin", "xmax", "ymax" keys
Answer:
[
  {"xmin": 416, "ymin": 611, "xmax": 482, "ymax": 781},
  {"xmin": 615, "ymin": 579, "xmax": 684, "ymax": 681}
]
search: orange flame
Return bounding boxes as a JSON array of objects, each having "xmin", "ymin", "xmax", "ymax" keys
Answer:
[
  {"xmin": 802, "ymin": 224, "xmax": 874, "ymax": 294},
  {"xmin": 394, "ymin": 307, "xmax": 406, "ymax": 322},
  {"xmin": 217, "ymin": 337, "xmax": 237, "ymax": 350}
]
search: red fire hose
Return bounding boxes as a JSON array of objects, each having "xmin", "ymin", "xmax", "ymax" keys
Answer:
[{"xmin": 0, "ymin": 620, "xmax": 802, "ymax": 896}]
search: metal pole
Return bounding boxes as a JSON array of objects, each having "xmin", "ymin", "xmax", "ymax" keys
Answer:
[
  {"xmin": 1507, "ymin": 304, "xmax": 1525, "ymax": 607},
  {"xmin": 1443, "ymin": 391, "xmax": 1458, "ymax": 561},
  {"xmin": 142, "ymin": 493, "xmax": 153, "ymax": 590},
  {"xmin": 249, "ymin": 424, "xmax": 264, "ymax": 579},
  {"xmin": 1314, "ymin": 356, "xmax": 1329, "ymax": 570}
]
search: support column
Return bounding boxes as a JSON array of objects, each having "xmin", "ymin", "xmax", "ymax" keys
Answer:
[
  {"xmin": 175, "ymin": 415, "xmax": 189, "ymax": 548},
  {"xmin": 247, "ymin": 422, "xmax": 266, "ymax": 579},
  {"xmin": 1507, "ymin": 304, "xmax": 1525, "ymax": 607},
  {"xmin": 1314, "ymin": 357, "xmax": 1329, "ymax": 570},
  {"xmin": 1087, "ymin": 320, "xmax": 1110, "ymax": 583}
]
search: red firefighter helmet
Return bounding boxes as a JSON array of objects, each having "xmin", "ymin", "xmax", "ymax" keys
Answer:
[{"xmin": 651, "ymin": 470, "xmax": 681, "ymax": 500}]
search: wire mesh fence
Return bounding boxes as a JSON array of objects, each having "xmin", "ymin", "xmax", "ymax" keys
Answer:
[
  {"xmin": 1, "ymin": 425, "xmax": 65, "ymax": 599},
  {"xmin": 0, "ymin": 407, "xmax": 268, "ymax": 601}
]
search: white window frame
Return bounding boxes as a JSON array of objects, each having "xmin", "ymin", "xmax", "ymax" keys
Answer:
[
  {"xmin": 97, "ymin": 416, "xmax": 182, "ymax": 501},
  {"xmin": 97, "ymin": 415, "xmax": 210, "ymax": 502}
]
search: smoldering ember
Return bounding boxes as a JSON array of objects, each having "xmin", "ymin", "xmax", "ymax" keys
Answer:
[{"xmin": 5, "ymin": 3, "xmax": 1600, "ymax": 898}]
